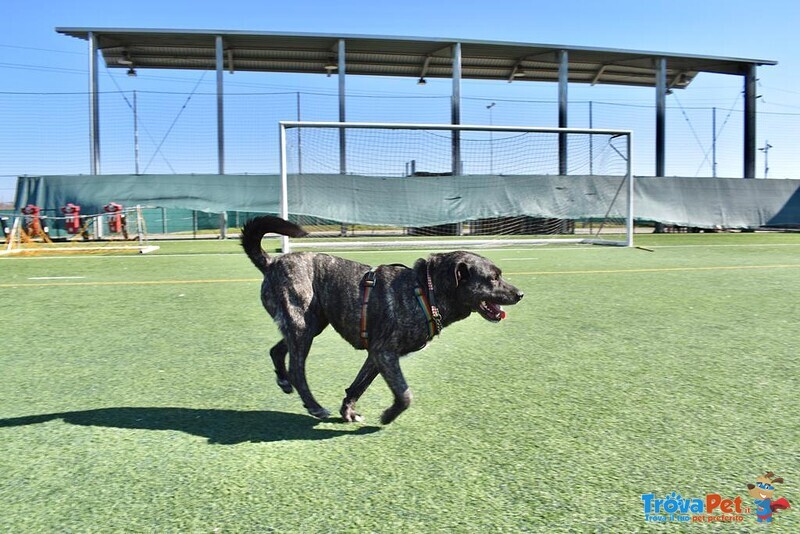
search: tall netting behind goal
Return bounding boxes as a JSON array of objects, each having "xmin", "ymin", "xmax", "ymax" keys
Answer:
[{"xmin": 279, "ymin": 121, "xmax": 632, "ymax": 251}]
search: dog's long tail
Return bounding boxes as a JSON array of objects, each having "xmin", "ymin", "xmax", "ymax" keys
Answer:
[{"xmin": 240, "ymin": 216, "xmax": 308, "ymax": 274}]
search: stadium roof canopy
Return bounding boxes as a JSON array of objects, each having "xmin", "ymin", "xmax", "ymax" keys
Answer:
[
  {"xmin": 56, "ymin": 27, "xmax": 776, "ymax": 89},
  {"xmin": 56, "ymin": 28, "xmax": 777, "ymax": 179}
]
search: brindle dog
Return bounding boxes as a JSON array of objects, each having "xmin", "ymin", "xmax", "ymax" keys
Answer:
[{"xmin": 241, "ymin": 216, "xmax": 523, "ymax": 424}]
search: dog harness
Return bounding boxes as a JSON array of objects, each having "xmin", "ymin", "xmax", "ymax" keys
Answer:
[
  {"xmin": 359, "ymin": 267, "xmax": 379, "ymax": 348},
  {"xmin": 359, "ymin": 264, "xmax": 442, "ymax": 349},
  {"xmin": 425, "ymin": 262, "xmax": 444, "ymax": 334}
]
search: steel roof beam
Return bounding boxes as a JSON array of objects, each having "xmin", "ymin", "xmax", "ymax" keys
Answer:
[{"xmin": 591, "ymin": 64, "xmax": 607, "ymax": 85}]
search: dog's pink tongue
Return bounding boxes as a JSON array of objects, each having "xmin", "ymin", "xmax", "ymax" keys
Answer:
[{"xmin": 488, "ymin": 302, "xmax": 506, "ymax": 320}]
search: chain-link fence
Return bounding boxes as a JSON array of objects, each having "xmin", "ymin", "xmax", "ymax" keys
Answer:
[{"xmin": 2, "ymin": 89, "xmax": 799, "ymax": 213}]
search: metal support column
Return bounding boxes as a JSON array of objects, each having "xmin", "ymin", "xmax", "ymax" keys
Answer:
[
  {"xmin": 655, "ymin": 57, "xmax": 667, "ymax": 177},
  {"xmin": 451, "ymin": 42, "xmax": 462, "ymax": 175},
  {"xmin": 216, "ymin": 36, "xmax": 225, "ymax": 173},
  {"xmin": 88, "ymin": 31, "xmax": 100, "ymax": 175},
  {"xmin": 88, "ymin": 31, "xmax": 103, "ymax": 238},
  {"xmin": 216, "ymin": 36, "xmax": 227, "ymax": 238},
  {"xmin": 558, "ymin": 50, "xmax": 568, "ymax": 175},
  {"xmin": 338, "ymin": 39, "xmax": 347, "ymax": 174},
  {"xmin": 452, "ymin": 42, "xmax": 463, "ymax": 235},
  {"xmin": 589, "ymin": 100, "xmax": 594, "ymax": 175},
  {"xmin": 296, "ymin": 91, "xmax": 303, "ymax": 174},
  {"xmin": 744, "ymin": 64, "xmax": 757, "ymax": 178},
  {"xmin": 651, "ymin": 58, "xmax": 668, "ymax": 233},
  {"xmin": 338, "ymin": 39, "xmax": 347, "ymax": 236}
]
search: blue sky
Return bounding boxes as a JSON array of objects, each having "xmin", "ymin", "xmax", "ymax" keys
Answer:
[{"xmin": 2, "ymin": 0, "xmax": 800, "ymax": 201}]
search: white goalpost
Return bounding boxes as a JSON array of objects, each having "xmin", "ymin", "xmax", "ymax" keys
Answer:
[{"xmin": 278, "ymin": 121, "xmax": 634, "ymax": 252}]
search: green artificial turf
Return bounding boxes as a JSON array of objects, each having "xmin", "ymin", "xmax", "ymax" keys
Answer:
[{"xmin": 1, "ymin": 234, "xmax": 799, "ymax": 531}]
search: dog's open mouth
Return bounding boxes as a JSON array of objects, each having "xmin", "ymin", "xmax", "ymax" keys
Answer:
[{"xmin": 477, "ymin": 301, "xmax": 506, "ymax": 322}]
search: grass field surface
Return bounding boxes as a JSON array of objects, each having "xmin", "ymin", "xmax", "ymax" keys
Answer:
[{"xmin": 2, "ymin": 233, "xmax": 799, "ymax": 531}]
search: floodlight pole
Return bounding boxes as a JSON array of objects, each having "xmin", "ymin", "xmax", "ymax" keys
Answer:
[
  {"xmin": 712, "ymin": 107, "xmax": 717, "ymax": 177},
  {"xmin": 744, "ymin": 64, "xmax": 757, "ymax": 178},
  {"xmin": 133, "ymin": 90, "xmax": 140, "ymax": 174},
  {"xmin": 759, "ymin": 140, "xmax": 772, "ymax": 178}
]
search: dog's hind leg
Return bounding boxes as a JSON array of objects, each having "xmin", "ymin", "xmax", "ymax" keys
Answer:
[
  {"xmin": 339, "ymin": 358, "xmax": 380, "ymax": 423},
  {"xmin": 372, "ymin": 352, "xmax": 413, "ymax": 425},
  {"xmin": 269, "ymin": 340, "xmax": 293, "ymax": 394},
  {"xmin": 284, "ymin": 330, "xmax": 331, "ymax": 419}
]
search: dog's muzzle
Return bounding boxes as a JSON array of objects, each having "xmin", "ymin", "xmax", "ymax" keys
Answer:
[
  {"xmin": 478, "ymin": 301, "xmax": 506, "ymax": 322},
  {"xmin": 477, "ymin": 290, "xmax": 523, "ymax": 322}
]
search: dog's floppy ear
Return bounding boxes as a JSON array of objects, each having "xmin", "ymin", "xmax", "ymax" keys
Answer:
[{"xmin": 454, "ymin": 262, "xmax": 470, "ymax": 286}]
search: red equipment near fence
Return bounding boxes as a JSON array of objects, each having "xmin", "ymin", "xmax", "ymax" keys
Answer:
[
  {"xmin": 61, "ymin": 203, "xmax": 82, "ymax": 234},
  {"xmin": 104, "ymin": 202, "xmax": 124, "ymax": 233},
  {"xmin": 21, "ymin": 204, "xmax": 43, "ymax": 236}
]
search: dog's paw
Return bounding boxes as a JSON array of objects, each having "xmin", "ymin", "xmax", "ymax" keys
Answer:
[
  {"xmin": 276, "ymin": 378, "xmax": 293, "ymax": 394},
  {"xmin": 308, "ymin": 407, "xmax": 331, "ymax": 419},
  {"xmin": 380, "ymin": 391, "xmax": 411, "ymax": 425},
  {"xmin": 380, "ymin": 409, "xmax": 398, "ymax": 425},
  {"xmin": 340, "ymin": 405, "xmax": 364, "ymax": 423}
]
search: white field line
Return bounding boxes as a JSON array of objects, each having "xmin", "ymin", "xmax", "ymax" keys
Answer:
[{"xmin": 27, "ymin": 276, "xmax": 87, "ymax": 280}]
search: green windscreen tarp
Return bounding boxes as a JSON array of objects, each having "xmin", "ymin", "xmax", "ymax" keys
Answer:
[{"xmin": 14, "ymin": 174, "xmax": 800, "ymax": 228}]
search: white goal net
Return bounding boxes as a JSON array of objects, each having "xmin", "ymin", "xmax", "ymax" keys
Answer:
[{"xmin": 278, "ymin": 121, "xmax": 633, "ymax": 251}]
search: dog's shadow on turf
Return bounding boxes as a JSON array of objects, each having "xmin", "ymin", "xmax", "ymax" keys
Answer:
[{"xmin": 0, "ymin": 407, "xmax": 381, "ymax": 444}]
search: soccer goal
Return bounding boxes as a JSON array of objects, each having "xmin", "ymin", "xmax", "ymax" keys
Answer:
[
  {"xmin": 1, "ymin": 206, "xmax": 159, "ymax": 256},
  {"xmin": 278, "ymin": 121, "xmax": 633, "ymax": 252}
]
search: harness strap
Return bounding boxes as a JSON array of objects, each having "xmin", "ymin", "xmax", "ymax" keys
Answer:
[
  {"xmin": 425, "ymin": 262, "xmax": 444, "ymax": 335},
  {"xmin": 359, "ymin": 267, "xmax": 379, "ymax": 349},
  {"xmin": 414, "ymin": 287, "xmax": 437, "ymax": 340},
  {"xmin": 359, "ymin": 264, "xmax": 441, "ymax": 350}
]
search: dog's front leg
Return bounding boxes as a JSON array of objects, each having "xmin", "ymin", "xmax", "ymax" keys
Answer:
[
  {"xmin": 340, "ymin": 357, "xmax": 380, "ymax": 422},
  {"xmin": 373, "ymin": 351, "xmax": 412, "ymax": 425}
]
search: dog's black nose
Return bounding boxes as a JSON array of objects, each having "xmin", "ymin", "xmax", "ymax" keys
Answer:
[{"xmin": 516, "ymin": 291, "xmax": 524, "ymax": 301}]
